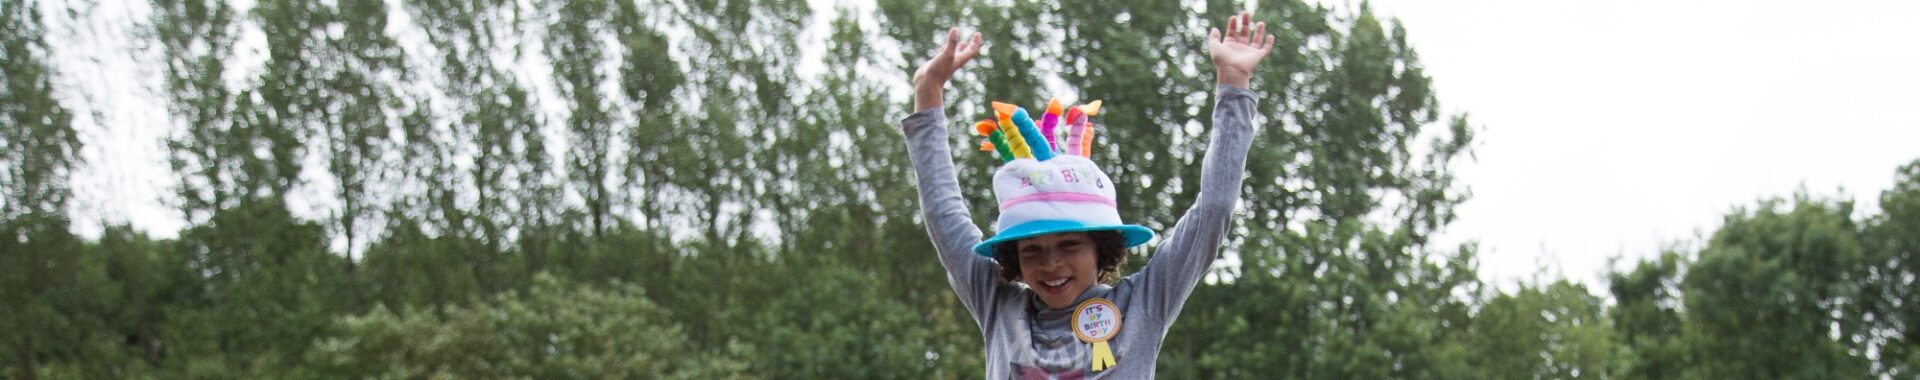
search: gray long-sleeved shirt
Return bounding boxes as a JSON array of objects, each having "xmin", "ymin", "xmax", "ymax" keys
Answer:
[{"xmin": 903, "ymin": 85, "xmax": 1260, "ymax": 379}]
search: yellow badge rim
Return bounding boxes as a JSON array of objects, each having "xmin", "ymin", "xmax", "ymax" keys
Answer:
[{"xmin": 1071, "ymin": 298, "xmax": 1121, "ymax": 342}]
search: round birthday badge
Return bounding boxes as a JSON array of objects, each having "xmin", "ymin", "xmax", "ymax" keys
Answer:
[
  {"xmin": 1073, "ymin": 298, "xmax": 1121, "ymax": 341},
  {"xmin": 1073, "ymin": 298, "xmax": 1122, "ymax": 372}
]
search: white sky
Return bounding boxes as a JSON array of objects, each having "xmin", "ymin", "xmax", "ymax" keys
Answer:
[
  {"xmin": 42, "ymin": 0, "xmax": 1920, "ymax": 288},
  {"xmin": 1334, "ymin": 0, "xmax": 1920, "ymax": 287}
]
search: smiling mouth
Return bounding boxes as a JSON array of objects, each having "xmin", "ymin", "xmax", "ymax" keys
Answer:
[{"xmin": 1043, "ymin": 277, "xmax": 1070, "ymax": 288}]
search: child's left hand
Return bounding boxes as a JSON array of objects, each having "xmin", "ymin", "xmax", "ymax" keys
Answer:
[{"xmin": 1209, "ymin": 10, "xmax": 1276, "ymax": 88}]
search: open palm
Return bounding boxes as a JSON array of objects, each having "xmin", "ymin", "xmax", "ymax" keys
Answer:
[
  {"xmin": 911, "ymin": 27, "xmax": 982, "ymax": 112},
  {"xmin": 914, "ymin": 28, "xmax": 982, "ymax": 87},
  {"xmin": 1208, "ymin": 11, "xmax": 1275, "ymax": 86}
]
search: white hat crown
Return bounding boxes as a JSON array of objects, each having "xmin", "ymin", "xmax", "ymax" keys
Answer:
[
  {"xmin": 991, "ymin": 155, "xmax": 1122, "ymax": 231},
  {"xmin": 968, "ymin": 99, "xmax": 1153, "ymax": 256}
]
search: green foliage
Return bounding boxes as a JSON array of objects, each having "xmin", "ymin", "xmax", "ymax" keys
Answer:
[
  {"xmin": 404, "ymin": 0, "xmax": 556, "ymax": 294},
  {"xmin": 737, "ymin": 255, "xmax": 973, "ymax": 378},
  {"xmin": 1469, "ymin": 280, "xmax": 1618, "ymax": 379},
  {"xmin": 152, "ymin": 0, "xmax": 242, "ymax": 219},
  {"xmin": 545, "ymin": 0, "xmax": 617, "ymax": 239},
  {"xmin": 163, "ymin": 199, "xmax": 348, "ymax": 376},
  {"xmin": 1609, "ymin": 251, "xmax": 1688, "ymax": 379},
  {"xmin": 1869, "ymin": 160, "xmax": 1920, "ymax": 376},
  {"xmin": 1, "ymin": 0, "xmax": 80, "ymax": 219},
  {"xmin": 91, "ymin": 225, "xmax": 184, "ymax": 373},
  {"xmin": 356, "ymin": 218, "xmax": 484, "ymax": 309},
  {"xmin": 2, "ymin": 2, "xmax": 108, "ymax": 378},
  {"xmin": 1, "ymin": 214, "xmax": 114, "ymax": 380},
  {"xmin": 616, "ymin": 0, "xmax": 682, "ymax": 230},
  {"xmin": 314, "ymin": 0, "xmax": 408, "ymax": 265},
  {"xmin": 312, "ymin": 273, "xmax": 747, "ymax": 379},
  {"xmin": 1681, "ymin": 195, "xmax": 1873, "ymax": 379}
]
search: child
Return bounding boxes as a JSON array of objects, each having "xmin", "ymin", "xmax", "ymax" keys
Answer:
[{"xmin": 901, "ymin": 11, "xmax": 1276, "ymax": 378}]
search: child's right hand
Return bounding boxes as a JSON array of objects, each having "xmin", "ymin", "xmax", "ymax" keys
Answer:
[
  {"xmin": 913, "ymin": 27, "xmax": 982, "ymax": 113},
  {"xmin": 1208, "ymin": 11, "xmax": 1275, "ymax": 88}
]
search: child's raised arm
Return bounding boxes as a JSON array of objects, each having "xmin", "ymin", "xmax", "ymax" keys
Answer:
[
  {"xmin": 901, "ymin": 28, "xmax": 1006, "ymax": 329},
  {"xmin": 1131, "ymin": 11, "xmax": 1275, "ymax": 325}
]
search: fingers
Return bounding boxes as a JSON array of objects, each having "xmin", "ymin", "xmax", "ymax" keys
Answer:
[
  {"xmin": 1227, "ymin": 11, "xmax": 1260, "ymax": 43},
  {"xmin": 1236, "ymin": 12, "xmax": 1251, "ymax": 41},
  {"xmin": 1227, "ymin": 13, "xmax": 1241, "ymax": 42},
  {"xmin": 945, "ymin": 29, "xmax": 981, "ymax": 55},
  {"xmin": 1234, "ymin": 11, "xmax": 1245, "ymax": 42},
  {"xmin": 956, "ymin": 32, "xmax": 982, "ymax": 65},
  {"xmin": 1209, "ymin": 28, "xmax": 1221, "ymax": 45},
  {"xmin": 1242, "ymin": 12, "xmax": 1256, "ymax": 41},
  {"xmin": 942, "ymin": 27, "xmax": 958, "ymax": 55},
  {"xmin": 1262, "ymin": 33, "xmax": 1275, "ymax": 51}
]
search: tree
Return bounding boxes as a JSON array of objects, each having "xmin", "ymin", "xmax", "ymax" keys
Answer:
[
  {"xmin": 1469, "ymin": 280, "xmax": 1619, "ymax": 379},
  {"xmin": 163, "ymin": 199, "xmax": 347, "ymax": 375},
  {"xmin": 660, "ymin": 0, "xmax": 807, "ymax": 248},
  {"xmin": 405, "ymin": 0, "xmax": 552, "ymax": 294},
  {"xmin": 92, "ymin": 225, "xmax": 187, "ymax": 371},
  {"xmin": 1609, "ymin": 250, "xmax": 1689, "ymax": 379},
  {"xmin": 150, "ymin": 0, "xmax": 353, "ymax": 373},
  {"xmin": 1865, "ymin": 160, "xmax": 1920, "ymax": 376},
  {"xmin": 150, "ymin": 0, "xmax": 240, "ymax": 221},
  {"xmin": 616, "ymin": 0, "xmax": 682, "ymax": 233},
  {"xmin": 742, "ymin": 11, "xmax": 981, "ymax": 377},
  {"xmin": 0, "ymin": 0, "xmax": 81, "ymax": 221},
  {"xmin": 316, "ymin": 0, "xmax": 407, "ymax": 271},
  {"xmin": 0, "ymin": 215, "xmax": 106, "ymax": 380},
  {"xmin": 356, "ymin": 219, "xmax": 483, "ymax": 309},
  {"xmin": 312, "ymin": 273, "xmax": 748, "ymax": 379},
  {"xmin": 545, "ymin": 0, "xmax": 617, "ymax": 240},
  {"xmin": 247, "ymin": 0, "xmax": 409, "ymax": 316},
  {"xmin": 1681, "ymin": 195, "xmax": 1872, "ymax": 379},
  {"xmin": 363, "ymin": 77, "xmax": 478, "ymax": 310},
  {"xmin": 1, "ymin": 1, "xmax": 109, "ymax": 378}
]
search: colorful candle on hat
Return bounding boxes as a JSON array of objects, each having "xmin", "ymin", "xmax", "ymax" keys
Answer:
[
  {"xmin": 1076, "ymin": 101, "xmax": 1102, "ymax": 157},
  {"xmin": 975, "ymin": 120, "xmax": 1014, "ymax": 162},
  {"xmin": 1063, "ymin": 107, "xmax": 1086, "ymax": 156},
  {"xmin": 1040, "ymin": 98, "xmax": 1063, "ymax": 154},
  {"xmin": 1011, "ymin": 106, "xmax": 1054, "ymax": 161},
  {"xmin": 991, "ymin": 102, "xmax": 1035, "ymax": 159}
]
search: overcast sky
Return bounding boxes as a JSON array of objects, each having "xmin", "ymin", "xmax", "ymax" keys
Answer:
[
  {"xmin": 1336, "ymin": 0, "xmax": 1920, "ymax": 286},
  {"xmin": 45, "ymin": 0, "xmax": 1920, "ymax": 288}
]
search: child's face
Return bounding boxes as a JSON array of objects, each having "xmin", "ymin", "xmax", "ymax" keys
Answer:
[{"xmin": 1016, "ymin": 232, "xmax": 1099, "ymax": 309}]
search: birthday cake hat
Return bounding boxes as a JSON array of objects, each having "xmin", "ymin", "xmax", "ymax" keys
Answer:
[{"xmin": 970, "ymin": 98, "xmax": 1153, "ymax": 256}]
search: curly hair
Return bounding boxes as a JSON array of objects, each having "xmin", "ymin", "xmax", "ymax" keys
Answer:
[{"xmin": 991, "ymin": 230, "xmax": 1131, "ymax": 284}]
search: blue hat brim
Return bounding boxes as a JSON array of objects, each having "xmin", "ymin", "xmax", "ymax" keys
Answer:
[{"xmin": 971, "ymin": 219, "xmax": 1155, "ymax": 257}]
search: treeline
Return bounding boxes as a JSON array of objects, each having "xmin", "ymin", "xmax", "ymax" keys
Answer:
[{"xmin": 2, "ymin": 0, "xmax": 1917, "ymax": 378}]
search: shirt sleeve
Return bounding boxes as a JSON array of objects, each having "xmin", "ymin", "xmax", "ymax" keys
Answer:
[
  {"xmin": 901, "ymin": 106, "xmax": 1016, "ymax": 330},
  {"xmin": 1126, "ymin": 84, "xmax": 1260, "ymax": 327}
]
